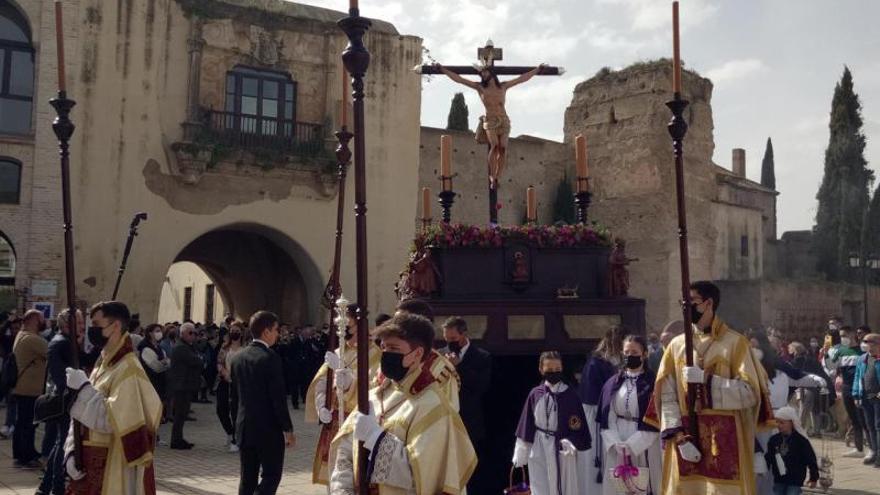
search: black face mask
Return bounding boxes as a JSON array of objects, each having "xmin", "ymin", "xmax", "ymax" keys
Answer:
[
  {"xmin": 381, "ymin": 351, "xmax": 409, "ymax": 382},
  {"xmin": 690, "ymin": 303, "xmax": 703, "ymax": 327},
  {"xmin": 625, "ymin": 355, "xmax": 643, "ymax": 370},
  {"xmin": 88, "ymin": 325, "xmax": 108, "ymax": 350},
  {"xmin": 344, "ymin": 330, "xmax": 355, "ymax": 341},
  {"xmin": 447, "ymin": 340, "xmax": 462, "ymax": 354},
  {"xmin": 544, "ymin": 371, "xmax": 563, "ymax": 385},
  {"xmin": 230, "ymin": 333, "xmax": 241, "ymax": 341}
]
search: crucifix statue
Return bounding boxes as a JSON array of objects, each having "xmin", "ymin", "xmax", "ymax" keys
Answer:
[{"xmin": 419, "ymin": 40, "xmax": 563, "ymax": 223}]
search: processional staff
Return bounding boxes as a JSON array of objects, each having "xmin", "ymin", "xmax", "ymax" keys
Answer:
[
  {"xmin": 321, "ymin": 66, "xmax": 354, "ymax": 423},
  {"xmin": 667, "ymin": 1, "xmax": 699, "ymax": 439},
  {"xmin": 50, "ymin": 0, "xmax": 82, "ymax": 468},
  {"xmin": 111, "ymin": 212, "xmax": 148, "ymax": 300},
  {"xmin": 338, "ymin": 1, "xmax": 372, "ymax": 492}
]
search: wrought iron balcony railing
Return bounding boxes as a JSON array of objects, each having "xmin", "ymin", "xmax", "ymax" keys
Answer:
[{"xmin": 201, "ymin": 109, "xmax": 324, "ymax": 156}]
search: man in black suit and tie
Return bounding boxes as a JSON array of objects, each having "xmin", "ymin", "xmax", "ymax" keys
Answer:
[
  {"xmin": 442, "ymin": 316, "xmax": 492, "ymax": 494},
  {"xmin": 231, "ymin": 310, "xmax": 295, "ymax": 495}
]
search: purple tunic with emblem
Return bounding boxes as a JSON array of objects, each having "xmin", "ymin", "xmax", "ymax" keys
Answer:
[
  {"xmin": 516, "ymin": 384, "xmax": 592, "ymax": 450},
  {"xmin": 597, "ymin": 370, "xmax": 658, "ymax": 432}
]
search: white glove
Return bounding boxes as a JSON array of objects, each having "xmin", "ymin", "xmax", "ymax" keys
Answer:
[
  {"xmin": 682, "ymin": 366, "xmax": 705, "ymax": 384},
  {"xmin": 811, "ymin": 375, "xmax": 827, "ymax": 388},
  {"xmin": 324, "ymin": 351, "xmax": 342, "ymax": 371},
  {"xmin": 65, "ymin": 367, "xmax": 89, "ymax": 391},
  {"xmin": 335, "ymin": 368, "xmax": 354, "ymax": 391},
  {"xmin": 353, "ymin": 411, "xmax": 383, "ymax": 451},
  {"xmin": 65, "ymin": 454, "xmax": 85, "ymax": 480},
  {"xmin": 512, "ymin": 441, "xmax": 531, "ymax": 467},
  {"xmin": 318, "ymin": 407, "xmax": 333, "ymax": 424},
  {"xmin": 560, "ymin": 438, "xmax": 577, "ymax": 457},
  {"xmin": 677, "ymin": 441, "xmax": 702, "ymax": 463}
]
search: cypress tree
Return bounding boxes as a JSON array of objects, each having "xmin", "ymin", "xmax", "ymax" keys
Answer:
[
  {"xmin": 552, "ymin": 173, "xmax": 576, "ymax": 224},
  {"xmin": 813, "ymin": 67, "xmax": 873, "ymax": 281},
  {"xmin": 446, "ymin": 92, "xmax": 469, "ymax": 131},
  {"xmin": 867, "ymin": 183, "xmax": 880, "ymax": 260},
  {"xmin": 760, "ymin": 137, "xmax": 776, "ymax": 190}
]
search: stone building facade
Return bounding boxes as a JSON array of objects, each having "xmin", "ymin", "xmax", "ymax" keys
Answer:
[{"xmin": 0, "ymin": 0, "xmax": 422, "ymax": 323}]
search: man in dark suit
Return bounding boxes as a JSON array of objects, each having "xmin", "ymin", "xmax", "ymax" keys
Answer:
[
  {"xmin": 441, "ymin": 316, "xmax": 492, "ymax": 494},
  {"xmin": 168, "ymin": 322, "xmax": 203, "ymax": 449},
  {"xmin": 231, "ymin": 310, "xmax": 295, "ymax": 495}
]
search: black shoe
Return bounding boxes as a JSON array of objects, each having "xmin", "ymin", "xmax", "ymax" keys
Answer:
[
  {"xmin": 185, "ymin": 415, "xmax": 197, "ymax": 421},
  {"xmin": 864, "ymin": 457, "xmax": 877, "ymax": 465},
  {"xmin": 169, "ymin": 442, "xmax": 193, "ymax": 450}
]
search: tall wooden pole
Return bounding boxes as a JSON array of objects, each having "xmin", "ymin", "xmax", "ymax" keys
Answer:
[
  {"xmin": 669, "ymin": 0, "xmax": 698, "ymax": 439},
  {"xmin": 51, "ymin": 0, "xmax": 82, "ymax": 468},
  {"xmin": 339, "ymin": 6, "xmax": 371, "ymax": 494},
  {"xmin": 322, "ymin": 126, "xmax": 353, "ymax": 413},
  {"xmin": 111, "ymin": 212, "xmax": 147, "ymax": 300}
]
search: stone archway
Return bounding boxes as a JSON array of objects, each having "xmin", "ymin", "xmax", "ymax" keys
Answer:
[{"xmin": 160, "ymin": 223, "xmax": 323, "ymax": 325}]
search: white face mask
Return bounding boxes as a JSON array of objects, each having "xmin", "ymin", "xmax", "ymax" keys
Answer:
[
  {"xmin": 153, "ymin": 331, "xmax": 163, "ymax": 341},
  {"xmin": 841, "ymin": 337, "xmax": 852, "ymax": 347},
  {"xmin": 753, "ymin": 349, "xmax": 764, "ymax": 361},
  {"xmin": 861, "ymin": 342, "xmax": 870, "ymax": 353}
]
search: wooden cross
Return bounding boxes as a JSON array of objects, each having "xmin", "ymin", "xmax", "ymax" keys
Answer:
[{"xmin": 417, "ymin": 41, "xmax": 563, "ymax": 224}]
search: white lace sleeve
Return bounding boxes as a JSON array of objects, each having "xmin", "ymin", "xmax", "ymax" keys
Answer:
[
  {"xmin": 708, "ymin": 375, "xmax": 758, "ymax": 410},
  {"xmin": 659, "ymin": 376, "xmax": 682, "ymax": 431},
  {"xmin": 330, "ymin": 434, "xmax": 356, "ymax": 495},
  {"xmin": 314, "ymin": 373, "xmax": 327, "ymax": 416},
  {"xmin": 370, "ymin": 432, "xmax": 414, "ymax": 490},
  {"xmin": 69, "ymin": 384, "xmax": 112, "ymax": 433}
]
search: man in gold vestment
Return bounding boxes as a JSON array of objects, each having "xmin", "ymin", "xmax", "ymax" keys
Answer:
[
  {"xmin": 64, "ymin": 301, "xmax": 163, "ymax": 495},
  {"xmin": 306, "ymin": 305, "xmax": 381, "ymax": 486},
  {"xmin": 330, "ymin": 313, "xmax": 476, "ymax": 495},
  {"xmin": 644, "ymin": 281, "xmax": 773, "ymax": 495}
]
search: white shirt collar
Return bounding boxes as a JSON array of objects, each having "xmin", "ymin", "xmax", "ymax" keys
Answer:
[
  {"xmin": 458, "ymin": 339, "xmax": 471, "ymax": 360},
  {"xmin": 253, "ymin": 339, "xmax": 270, "ymax": 348},
  {"xmin": 545, "ymin": 381, "xmax": 568, "ymax": 393}
]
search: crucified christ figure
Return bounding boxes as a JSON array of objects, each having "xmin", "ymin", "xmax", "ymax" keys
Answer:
[{"xmin": 434, "ymin": 63, "xmax": 545, "ymax": 189}]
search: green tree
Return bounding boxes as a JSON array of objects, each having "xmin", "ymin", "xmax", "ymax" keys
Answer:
[
  {"xmin": 552, "ymin": 173, "xmax": 576, "ymax": 224},
  {"xmin": 867, "ymin": 183, "xmax": 880, "ymax": 260},
  {"xmin": 813, "ymin": 67, "xmax": 874, "ymax": 281},
  {"xmin": 446, "ymin": 92, "xmax": 469, "ymax": 131},
  {"xmin": 760, "ymin": 137, "xmax": 775, "ymax": 190}
]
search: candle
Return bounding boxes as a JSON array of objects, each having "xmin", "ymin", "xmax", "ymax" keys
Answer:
[
  {"xmin": 672, "ymin": 1, "xmax": 682, "ymax": 94},
  {"xmin": 440, "ymin": 135, "xmax": 452, "ymax": 191},
  {"xmin": 422, "ymin": 187, "xmax": 431, "ymax": 220},
  {"xmin": 526, "ymin": 186, "xmax": 536, "ymax": 222},
  {"xmin": 54, "ymin": 0, "xmax": 66, "ymax": 92},
  {"xmin": 341, "ymin": 68, "xmax": 348, "ymax": 127},
  {"xmin": 575, "ymin": 134, "xmax": 588, "ymax": 178}
]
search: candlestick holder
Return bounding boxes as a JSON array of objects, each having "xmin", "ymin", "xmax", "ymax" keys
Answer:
[
  {"xmin": 338, "ymin": 8, "xmax": 371, "ymax": 495},
  {"xmin": 574, "ymin": 176, "xmax": 591, "ymax": 224},
  {"xmin": 421, "ymin": 217, "xmax": 433, "ymax": 231},
  {"xmin": 50, "ymin": 89, "xmax": 83, "ymax": 468},
  {"xmin": 438, "ymin": 189, "xmax": 455, "ymax": 223},
  {"xmin": 667, "ymin": 92, "xmax": 698, "ymax": 439}
]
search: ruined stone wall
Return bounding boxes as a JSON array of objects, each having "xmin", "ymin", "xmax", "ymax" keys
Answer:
[
  {"xmin": 564, "ymin": 64, "xmax": 718, "ymax": 329},
  {"xmin": 5, "ymin": 0, "xmax": 422, "ymax": 320},
  {"xmin": 418, "ymin": 127, "xmax": 570, "ymax": 228},
  {"xmin": 717, "ymin": 278, "xmax": 880, "ymax": 341}
]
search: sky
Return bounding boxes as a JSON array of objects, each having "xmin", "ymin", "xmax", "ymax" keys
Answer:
[{"xmin": 294, "ymin": 0, "xmax": 880, "ymax": 235}]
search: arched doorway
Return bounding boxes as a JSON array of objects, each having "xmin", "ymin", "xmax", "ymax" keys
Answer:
[{"xmin": 157, "ymin": 224, "xmax": 323, "ymax": 325}]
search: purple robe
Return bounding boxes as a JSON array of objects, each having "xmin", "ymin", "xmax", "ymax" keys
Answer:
[
  {"xmin": 597, "ymin": 370, "xmax": 658, "ymax": 433},
  {"xmin": 516, "ymin": 383, "xmax": 592, "ymax": 450},
  {"xmin": 579, "ymin": 355, "xmax": 617, "ymax": 406}
]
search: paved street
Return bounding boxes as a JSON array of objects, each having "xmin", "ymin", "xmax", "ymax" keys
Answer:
[{"xmin": 1, "ymin": 401, "xmax": 879, "ymax": 494}]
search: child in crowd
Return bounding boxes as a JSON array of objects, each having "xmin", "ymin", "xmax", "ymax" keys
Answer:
[{"xmin": 765, "ymin": 406, "xmax": 819, "ymax": 495}]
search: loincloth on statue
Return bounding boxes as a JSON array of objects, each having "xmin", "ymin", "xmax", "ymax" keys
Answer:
[{"xmin": 482, "ymin": 114, "xmax": 511, "ymax": 135}]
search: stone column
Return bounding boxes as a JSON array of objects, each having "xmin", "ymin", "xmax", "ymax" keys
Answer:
[{"xmin": 182, "ymin": 16, "xmax": 205, "ymax": 141}]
